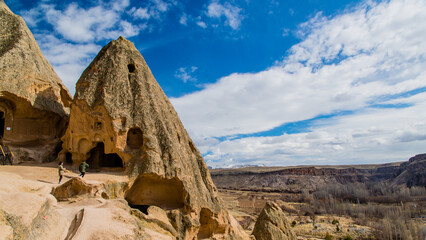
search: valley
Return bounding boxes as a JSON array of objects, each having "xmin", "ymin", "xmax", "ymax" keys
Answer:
[{"xmin": 212, "ymin": 154, "xmax": 426, "ymax": 239}]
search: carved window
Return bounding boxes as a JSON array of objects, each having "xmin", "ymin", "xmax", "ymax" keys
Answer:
[{"xmin": 94, "ymin": 121, "xmax": 102, "ymax": 130}]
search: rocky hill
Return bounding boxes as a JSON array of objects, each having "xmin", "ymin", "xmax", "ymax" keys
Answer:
[
  {"xmin": 0, "ymin": 0, "xmax": 72, "ymax": 162},
  {"xmin": 210, "ymin": 154, "xmax": 426, "ymax": 192},
  {"xmin": 0, "ymin": 1, "xmax": 249, "ymax": 238}
]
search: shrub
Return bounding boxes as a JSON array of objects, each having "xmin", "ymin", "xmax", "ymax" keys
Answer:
[
  {"xmin": 324, "ymin": 232, "xmax": 333, "ymax": 240},
  {"xmin": 343, "ymin": 235, "xmax": 353, "ymax": 240},
  {"xmin": 331, "ymin": 219, "xmax": 339, "ymax": 225},
  {"xmin": 291, "ymin": 220, "xmax": 297, "ymax": 227}
]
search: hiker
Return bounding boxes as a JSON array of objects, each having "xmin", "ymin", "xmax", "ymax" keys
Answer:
[
  {"xmin": 79, "ymin": 161, "xmax": 89, "ymax": 178},
  {"xmin": 58, "ymin": 161, "xmax": 66, "ymax": 184},
  {"xmin": 5, "ymin": 152, "xmax": 12, "ymax": 165}
]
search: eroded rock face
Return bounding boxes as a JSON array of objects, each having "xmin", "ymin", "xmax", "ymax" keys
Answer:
[
  {"xmin": 0, "ymin": 192, "xmax": 68, "ymax": 240},
  {"xmin": 51, "ymin": 177, "xmax": 129, "ymax": 201},
  {"xmin": 252, "ymin": 202, "xmax": 296, "ymax": 240},
  {"xmin": 61, "ymin": 36, "xmax": 248, "ymax": 239},
  {"xmin": 0, "ymin": 1, "xmax": 72, "ymax": 162}
]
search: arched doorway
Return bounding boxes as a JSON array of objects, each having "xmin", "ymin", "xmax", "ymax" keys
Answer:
[
  {"xmin": 86, "ymin": 142, "xmax": 123, "ymax": 169},
  {"xmin": 0, "ymin": 112, "xmax": 5, "ymax": 138}
]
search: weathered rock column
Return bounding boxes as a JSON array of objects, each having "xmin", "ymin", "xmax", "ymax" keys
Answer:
[
  {"xmin": 0, "ymin": 0, "xmax": 72, "ymax": 162},
  {"xmin": 252, "ymin": 202, "xmax": 296, "ymax": 240},
  {"xmin": 61, "ymin": 36, "xmax": 249, "ymax": 239}
]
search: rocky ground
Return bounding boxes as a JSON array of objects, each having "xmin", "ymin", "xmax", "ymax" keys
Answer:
[
  {"xmin": 0, "ymin": 163, "xmax": 182, "ymax": 240},
  {"xmin": 218, "ymin": 189, "xmax": 374, "ymax": 239},
  {"xmin": 210, "ymin": 154, "xmax": 426, "ymax": 239},
  {"xmin": 2, "ymin": 160, "xmax": 425, "ymax": 240}
]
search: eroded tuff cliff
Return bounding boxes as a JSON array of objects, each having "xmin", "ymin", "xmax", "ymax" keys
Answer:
[
  {"xmin": 60, "ymin": 36, "xmax": 248, "ymax": 239},
  {"xmin": 0, "ymin": 0, "xmax": 72, "ymax": 162},
  {"xmin": 210, "ymin": 154, "xmax": 426, "ymax": 193},
  {"xmin": 392, "ymin": 154, "xmax": 426, "ymax": 187}
]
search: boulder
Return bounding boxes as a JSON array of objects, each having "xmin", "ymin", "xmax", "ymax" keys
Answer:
[
  {"xmin": 60, "ymin": 36, "xmax": 249, "ymax": 239},
  {"xmin": 252, "ymin": 202, "xmax": 296, "ymax": 240},
  {"xmin": 51, "ymin": 177, "xmax": 129, "ymax": 201},
  {"xmin": 0, "ymin": 192, "xmax": 68, "ymax": 240},
  {"xmin": 0, "ymin": 0, "xmax": 72, "ymax": 163}
]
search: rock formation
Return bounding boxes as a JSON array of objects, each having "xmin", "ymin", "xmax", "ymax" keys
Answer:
[
  {"xmin": 51, "ymin": 177, "xmax": 129, "ymax": 201},
  {"xmin": 252, "ymin": 202, "xmax": 296, "ymax": 240},
  {"xmin": 0, "ymin": 0, "xmax": 72, "ymax": 162},
  {"xmin": 60, "ymin": 36, "xmax": 248, "ymax": 239},
  {"xmin": 392, "ymin": 153, "xmax": 426, "ymax": 187},
  {"xmin": 210, "ymin": 154, "xmax": 426, "ymax": 193},
  {"xmin": 0, "ymin": 171, "xmax": 69, "ymax": 240}
]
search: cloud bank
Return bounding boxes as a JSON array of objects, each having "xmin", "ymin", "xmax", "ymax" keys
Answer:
[{"xmin": 171, "ymin": 0, "xmax": 426, "ymax": 167}]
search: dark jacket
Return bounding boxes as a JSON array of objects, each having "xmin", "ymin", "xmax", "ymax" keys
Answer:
[{"xmin": 79, "ymin": 162, "xmax": 89, "ymax": 173}]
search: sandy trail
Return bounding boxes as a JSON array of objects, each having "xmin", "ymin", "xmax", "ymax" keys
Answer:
[
  {"xmin": 0, "ymin": 163, "xmax": 157, "ymax": 240},
  {"xmin": 0, "ymin": 162, "xmax": 129, "ymax": 186}
]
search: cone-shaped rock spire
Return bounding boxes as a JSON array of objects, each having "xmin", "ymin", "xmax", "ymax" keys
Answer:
[
  {"xmin": 0, "ymin": 1, "xmax": 72, "ymax": 162},
  {"xmin": 0, "ymin": 1, "xmax": 71, "ymax": 115},
  {"xmin": 61, "ymin": 36, "xmax": 248, "ymax": 239}
]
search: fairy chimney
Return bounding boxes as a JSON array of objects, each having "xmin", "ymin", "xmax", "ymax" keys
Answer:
[
  {"xmin": 0, "ymin": 0, "xmax": 72, "ymax": 162},
  {"xmin": 252, "ymin": 202, "xmax": 296, "ymax": 240},
  {"xmin": 61, "ymin": 36, "xmax": 248, "ymax": 239}
]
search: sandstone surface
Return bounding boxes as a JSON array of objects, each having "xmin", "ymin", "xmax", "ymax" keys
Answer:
[
  {"xmin": 60, "ymin": 36, "xmax": 248, "ymax": 239},
  {"xmin": 51, "ymin": 177, "xmax": 129, "ymax": 201},
  {"xmin": 0, "ymin": 0, "xmax": 72, "ymax": 162},
  {"xmin": 252, "ymin": 202, "xmax": 296, "ymax": 240},
  {"xmin": 1, "ymin": 164, "xmax": 242, "ymax": 240}
]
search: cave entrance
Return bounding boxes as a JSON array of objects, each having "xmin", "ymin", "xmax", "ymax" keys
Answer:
[
  {"xmin": 65, "ymin": 152, "xmax": 72, "ymax": 164},
  {"xmin": 127, "ymin": 127, "xmax": 143, "ymax": 149},
  {"xmin": 86, "ymin": 142, "xmax": 123, "ymax": 169},
  {"xmin": 0, "ymin": 112, "xmax": 5, "ymax": 138},
  {"xmin": 125, "ymin": 174, "xmax": 185, "ymax": 210},
  {"xmin": 129, "ymin": 204, "xmax": 149, "ymax": 214}
]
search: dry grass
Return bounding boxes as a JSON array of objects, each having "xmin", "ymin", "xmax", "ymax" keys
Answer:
[{"xmin": 218, "ymin": 182, "xmax": 426, "ymax": 240}]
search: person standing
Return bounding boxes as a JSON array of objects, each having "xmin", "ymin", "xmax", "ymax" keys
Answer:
[
  {"xmin": 79, "ymin": 161, "xmax": 89, "ymax": 178},
  {"xmin": 58, "ymin": 162, "xmax": 66, "ymax": 184}
]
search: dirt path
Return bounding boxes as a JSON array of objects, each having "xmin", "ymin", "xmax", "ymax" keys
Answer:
[
  {"xmin": 0, "ymin": 162, "xmax": 149, "ymax": 240},
  {"xmin": 0, "ymin": 162, "xmax": 129, "ymax": 186}
]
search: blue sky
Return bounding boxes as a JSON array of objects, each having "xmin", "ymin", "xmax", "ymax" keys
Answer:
[{"xmin": 6, "ymin": 0, "xmax": 426, "ymax": 167}]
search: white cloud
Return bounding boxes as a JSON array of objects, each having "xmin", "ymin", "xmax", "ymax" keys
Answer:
[
  {"xmin": 20, "ymin": 6, "xmax": 43, "ymax": 27},
  {"xmin": 196, "ymin": 21, "xmax": 207, "ymax": 28},
  {"xmin": 35, "ymin": 35, "xmax": 101, "ymax": 95},
  {"xmin": 179, "ymin": 14, "xmax": 188, "ymax": 25},
  {"xmin": 129, "ymin": 0, "xmax": 176, "ymax": 20},
  {"xmin": 19, "ymin": 0, "xmax": 163, "ymax": 95},
  {"xmin": 206, "ymin": 1, "xmax": 244, "ymax": 30},
  {"xmin": 129, "ymin": 7, "xmax": 150, "ymax": 20},
  {"xmin": 172, "ymin": 0, "xmax": 426, "ymax": 166},
  {"xmin": 204, "ymin": 92, "xmax": 426, "ymax": 167},
  {"xmin": 23, "ymin": 1, "xmax": 141, "ymax": 43},
  {"xmin": 282, "ymin": 28, "xmax": 290, "ymax": 37},
  {"xmin": 175, "ymin": 66, "xmax": 198, "ymax": 83},
  {"xmin": 111, "ymin": 0, "xmax": 130, "ymax": 11},
  {"xmin": 152, "ymin": 0, "xmax": 172, "ymax": 12}
]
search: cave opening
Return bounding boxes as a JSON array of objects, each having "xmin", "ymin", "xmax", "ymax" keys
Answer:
[
  {"xmin": 86, "ymin": 142, "xmax": 123, "ymax": 169},
  {"xmin": 65, "ymin": 152, "xmax": 72, "ymax": 164},
  {"xmin": 0, "ymin": 112, "xmax": 4, "ymax": 138},
  {"xmin": 125, "ymin": 174, "xmax": 185, "ymax": 210},
  {"xmin": 127, "ymin": 127, "xmax": 143, "ymax": 149},
  {"xmin": 128, "ymin": 64, "xmax": 135, "ymax": 73},
  {"xmin": 129, "ymin": 204, "xmax": 150, "ymax": 214}
]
